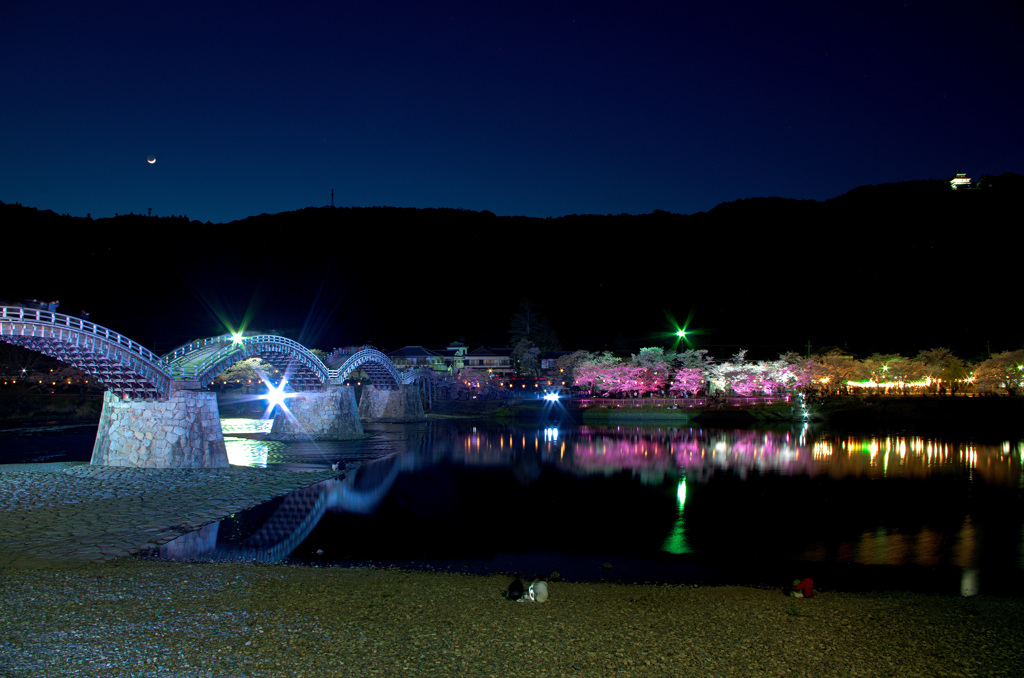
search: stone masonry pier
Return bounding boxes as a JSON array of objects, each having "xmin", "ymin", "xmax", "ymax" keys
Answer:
[
  {"xmin": 91, "ymin": 391, "xmax": 228, "ymax": 468},
  {"xmin": 358, "ymin": 384, "xmax": 427, "ymax": 423},
  {"xmin": 267, "ymin": 386, "xmax": 364, "ymax": 441}
]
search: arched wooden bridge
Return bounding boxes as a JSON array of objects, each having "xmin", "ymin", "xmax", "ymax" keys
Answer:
[{"xmin": 0, "ymin": 305, "xmax": 403, "ymax": 399}]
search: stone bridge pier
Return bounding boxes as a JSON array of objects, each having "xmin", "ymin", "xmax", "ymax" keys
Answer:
[
  {"xmin": 90, "ymin": 386, "xmax": 367, "ymax": 467},
  {"xmin": 91, "ymin": 391, "xmax": 229, "ymax": 468},
  {"xmin": 267, "ymin": 386, "xmax": 364, "ymax": 441},
  {"xmin": 358, "ymin": 384, "xmax": 427, "ymax": 423}
]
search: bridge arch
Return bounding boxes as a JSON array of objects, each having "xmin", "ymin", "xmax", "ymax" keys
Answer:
[
  {"xmin": 0, "ymin": 306, "xmax": 171, "ymax": 399},
  {"xmin": 165, "ymin": 334, "xmax": 330, "ymax": 390},
  {"xmin": 333, "ymin": 347, "xmax": 401, "ymax": 390}
]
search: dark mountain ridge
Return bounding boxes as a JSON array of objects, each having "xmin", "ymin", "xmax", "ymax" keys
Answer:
[{"xmin": 2, "ymin": 173, "xmax": 1021, "ymax": 358}]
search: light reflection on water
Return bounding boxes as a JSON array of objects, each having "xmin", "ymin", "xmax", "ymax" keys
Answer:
[
  {"xmin": 566, "ymin": 424, "xmax": 1021, "ymax": 485},
  {"xmin": 177, "ymin": 420, "xmax": 1024, "ymax": 593},
  {"xmin": 221, "ymin": 418, "xmax": 273, "ymax": 468},
  {"xmin": 220, "ymin": 418, "xmax": 273, "ymax": 435}
]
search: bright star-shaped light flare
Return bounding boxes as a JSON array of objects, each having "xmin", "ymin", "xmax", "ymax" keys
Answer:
[
  {"xmin": 261, "ymin": 380, "xmax": 297, "ymax": 413},
  {"xmin": 665, "ymin": 308, "xmax": 700, "ymax": 349}
]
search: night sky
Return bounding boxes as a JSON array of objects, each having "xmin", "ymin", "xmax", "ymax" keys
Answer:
[
  {"xmin": 2, "ymin": 1, "xmax": 1019, "ymax": 223},
  {"xmin": 2, "ymin": 2, "xmax": 1021, "ymax": 358}
]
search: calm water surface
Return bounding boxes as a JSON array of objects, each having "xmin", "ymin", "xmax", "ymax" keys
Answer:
[
  {"xmin": 184, "ymin": 420, "xmax": 1024, "ymax": 595},
  {"xmin": 6, "ymin": 418, "xmax": 1022, "ymax": 594}
]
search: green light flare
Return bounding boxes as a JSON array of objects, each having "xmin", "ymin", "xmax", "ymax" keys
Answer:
[
  {"xmin": 664, "ymin": 309, "xmax": 699, "ymax": 349},
  {"xmin": 672, "ymin": 322, "xmax": 696, "ymax": 349},
  {"xmin": 217, "ymin": 299, "xmax": 259, "ymax": 346}
]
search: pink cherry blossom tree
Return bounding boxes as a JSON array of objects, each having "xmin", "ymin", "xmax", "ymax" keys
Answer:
[
  {"xmin": 630, "ymin": 347, "xmax": 675, "ymax": 396},
  {"xmin": 574, "ymin": 351, "xmax": 622, "ymax": 395},
  {"xmin": 669, "ymin": 367, "xmax": 705, "ymax": 397}
]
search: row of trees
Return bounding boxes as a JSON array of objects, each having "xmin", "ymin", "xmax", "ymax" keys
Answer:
[
  {"xmin": 6, "ymin": 331, "xmax": 1024, "ymax": 400},
  {"xmin": 559, "ymin": 348, "xmax": 805, "ymax": 398},
  {"xmin": 502, "ymin": 298, "xmax": 1023, "ymax": 398},
  {"xmin": 552, "ymin": 347, "xmax": 1024, "ymax": 398}
]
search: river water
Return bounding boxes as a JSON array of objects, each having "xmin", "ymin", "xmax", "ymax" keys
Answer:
[{"xmin": 4, "ymin": 418, "xmax": 1023, "ymax": 595}]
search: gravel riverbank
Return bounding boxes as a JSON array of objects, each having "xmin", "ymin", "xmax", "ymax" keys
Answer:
[
  {"xmin": 0, "ymin": 462, "xmax": 344, "ymax": 568},
  {"xmin": 2, "ymin": 461, "xmax": 1022, "ymax": 676},
  {"xmin": 2, "ymin": 559, "xmax": 1022, "ymax": 677}
]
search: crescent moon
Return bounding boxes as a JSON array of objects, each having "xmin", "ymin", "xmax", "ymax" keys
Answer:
[{"xmin": 147, "ymin": 155, "xmax": 156, "ymax": 164}]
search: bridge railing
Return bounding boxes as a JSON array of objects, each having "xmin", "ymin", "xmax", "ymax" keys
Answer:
[
  {"xmin": 163, "ymin": 334, "xmax": 234, "ymax": 363},
  {"xmin": 0, "ymin": 306, "xmax": 164, "ymax": 366},
  {"xmin": 169, "ymin": 338, "xmax": 244, "ymax": 380}
]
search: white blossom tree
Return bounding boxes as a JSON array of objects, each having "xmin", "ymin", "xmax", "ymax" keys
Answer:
[{"xmin": 973, "ymin": 349, "xmax": 1024, "ymax": 395}]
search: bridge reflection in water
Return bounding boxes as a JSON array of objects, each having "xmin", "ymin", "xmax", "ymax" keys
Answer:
[{"xmin": 149, "ymin": 421, "xmax": 1024, "ymax": 595}]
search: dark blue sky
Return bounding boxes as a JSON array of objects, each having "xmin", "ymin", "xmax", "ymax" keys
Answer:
[{"xmin": 2, "ymin": 1, "xmax": 1020, "ymax": 223}]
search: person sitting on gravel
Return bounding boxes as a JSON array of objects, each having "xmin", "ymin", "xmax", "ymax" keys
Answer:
[
  {"xmin": 505, "ymin": 577, "xmax": 549, "ymax": 602},
  {"xmin": 790, "ymin": 578, "xmax": 815, "ymax": 598}
]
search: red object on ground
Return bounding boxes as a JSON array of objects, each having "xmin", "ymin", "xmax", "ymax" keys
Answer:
[{"xmin": 792, "ymin": 578, "xmax": 815, "ymax": 597}]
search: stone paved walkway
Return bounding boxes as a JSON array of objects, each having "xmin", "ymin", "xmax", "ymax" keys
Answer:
[{"xmin": 0, "ymin": 462, "xmax": 343, "ymax": 568}]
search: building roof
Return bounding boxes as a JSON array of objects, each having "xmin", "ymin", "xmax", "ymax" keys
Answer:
[
  {"xmin": 467, "ymin": 345, "xmax": 513, "ymax": 357},
  {"xmin": 388, "ymin": 345, "xmax": 443, "ymax": 358}
]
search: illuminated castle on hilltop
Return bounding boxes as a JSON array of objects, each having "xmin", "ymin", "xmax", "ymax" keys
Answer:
[{"xmin": 949, "ymin": 172, "xmax": 972, "ymax": 190}]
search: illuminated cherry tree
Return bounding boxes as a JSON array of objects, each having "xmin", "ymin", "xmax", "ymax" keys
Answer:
[
  {"xmin": 630, "ymin": 347, "xmax": 675, "ymax": 396},
  {"xmin": 575, "ymin": 348, "xmax": 672, "ymax": 396},
  {"xmin": 704, "ymin": 350, "xmax": 807, "ymax": 396},
  {"xmin": 973, "ymin": 349, "xmax": 1024, "ymax": 395},
  {"xmin": 707, "ymin": 350, "xmax": 759, "ymax": 395},
  {"xmin": 760, "ymin": 353, "xmax": 810, "ymax": 395},
  {"xmin": 574, "ymin": 351, "xmax": 622, "ymax": 395},
  {"xmin": 805, "ymin": 349, "xmax": 859, "ymax": 394},
  {"xmin": 916, "ymin": 347, "xmax": 969, "ymax": 394},
  {"xmin": 605, "ymin": 364, "xmax": 645, "ymax": 396},
  {"xmin": 669, "ymin": 349, "xmax": 712, "ymax": 397},
  {"xmin": 669, "ymin": 367, "xmax": 705, "ymax": 397}
]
